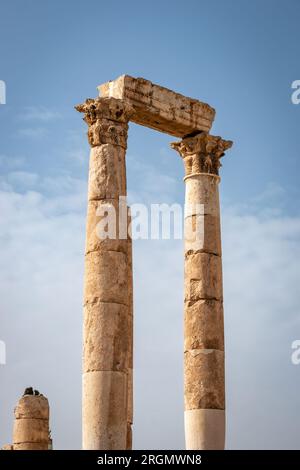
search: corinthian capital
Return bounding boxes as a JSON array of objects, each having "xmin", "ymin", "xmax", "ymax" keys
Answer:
[
  {"xmin": 171, "ymin": 132, "xmax": 233, "ymax": 176},
  {"xmin": 75, "ymin": 97, "xmax": 135, "ymax": 148}
]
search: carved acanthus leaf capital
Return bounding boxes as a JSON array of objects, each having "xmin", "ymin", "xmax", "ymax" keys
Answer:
[
  {"xmin": 75, "ymin": 97, "xmax": 135, "ymax": 148},
  {"xmin": 171, "ymin": 132, "xmax": 233, "ymax": 176}
]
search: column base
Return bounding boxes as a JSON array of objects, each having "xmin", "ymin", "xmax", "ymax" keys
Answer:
[
  {"xmin": 82, "ymin": 371, "xmax": 127, "ymax": 450},
  {"xmin": 184, "ymin": 409, "xmax": 225, "ymax": 450}
]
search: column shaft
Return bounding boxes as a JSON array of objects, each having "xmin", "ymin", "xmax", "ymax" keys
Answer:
[
  {"xmin": 77, "ymin": 98, "xmax": 134, "ymax": 450},
  {"xmin": 184, "ymin": 174, "xmax": 225, "ymax": 450},
  {"xmin": 171, "ymin": 132, "xmax": 232, "ymax": 450}
]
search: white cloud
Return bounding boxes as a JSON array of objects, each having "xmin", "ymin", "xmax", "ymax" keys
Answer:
[
  {"xmin": 5, "ymin": 171, "xmax": 39, "ymax": 188},
  {"xmin": 221, "ymin": 201, "xmax": 300, "ymax": 449},
  {"xmin": 18, "ymin": 127, "xmax": 48, "ymax": 139},
  {"xmin": 65, "ymin": 148, "xmax": 87, "ymax": 165},
  {"xmin": 127, "ymin": 153, "xmax": 181, "ymax": 205},
  {"xmin": 19, "ymin": 106, "xmax": 62, "ymax": 122},
  {"xmin": 0, "ymin": 175, "xmax": 86, "ymax": 449},
  {"xmin": 16, "ymin": 106, "xmax": 62, "ymax": 139}
]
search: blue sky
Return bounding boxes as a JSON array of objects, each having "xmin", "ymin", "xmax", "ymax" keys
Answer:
[
  {"xmin": 0, "ymin": 0, "xmax": 300, "ymax": 449},
  {"xmin": 0, "ymin": 0, "xmax": 299, "ymax": 205}
]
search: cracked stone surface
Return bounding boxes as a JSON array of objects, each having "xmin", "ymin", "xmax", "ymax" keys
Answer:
[{"xmin": 13, "ymin": 393, "xmax": 50, "ymax": 450}]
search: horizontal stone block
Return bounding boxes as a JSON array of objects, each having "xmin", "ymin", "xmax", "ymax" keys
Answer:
[
  {"xmin": 85, "ymin": 200, "xmax": 129, "ymax": 254},
  {"xmin": 98, "ymin": 75, "xmax": 215, "ymax": 137},
  {"xmin": 185, "ymin": 409, "xmax": 225, "ymax": 450},
  {"xmin": 14, "ymin": 395, "xmax": 49, "ymax": 420},
  {"xmin": 184, "ymin": 214, "xmax": 221, "ymax": 256},
  {"xmin": 83, "ymin": 301, "xmax": 130, "ymax": 373},
  {"xmin": 184, "ymin": 349, "xmax": 225, "ymax": 410},
  {"xmin": 184, "ymin": 175, "xmax": 220, "ymax": 217},
  {"xmin": 13, "ymin": 442, "xmax": 49, "ymax": 450},
  {"xmin": 88, "ymin": 145, "xmax": 126, "ymax": 201},
  {"xmin": 185, "ymin": 252, "xmax": 223, "ymax": 301},
  {"xmin": 83, "ymin": 371, "xmax": 127, "ymax": 449},
  {"xmin": 13, "ymin": 418, "xmax": 49, "ymax": 444},
  {"xmin": 184, "ymin": 299, "xmax": 224, "ymax": 351},
  {"xmin": 84, "ymin": 251, "xmax": 128, "ymax": 305}
]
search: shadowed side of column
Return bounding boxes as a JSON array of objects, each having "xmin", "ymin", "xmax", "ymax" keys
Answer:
[{"xmin": 76, "ymin": 97, "xmax": 134, "ymax": 450}]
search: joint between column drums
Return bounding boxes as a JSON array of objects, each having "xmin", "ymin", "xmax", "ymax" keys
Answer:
[
  {"xmin": 184, "ymin": 250, "xmax": 221, "ymax": 259},
  {"xmin": 184, "ymin": 347, "xmax": 224, "ymax": 354},
  {"xmin": 185, "ymin": 298, "xmax": 224, "ymax": 307},
  {"xmin": 13, "ymin": 440, "xmax": 47, "ymax": 444},
  {"xmin": 83, "ymin": 369, "xmax": 128, "ymax": 375},
  {"xmin": 83, "ymin": 299, "xmax": 129, "ymax": 308},
  {"xmin": 87, "ymin": 195, "xmax": 125, "ymax": 201},
  {"xmin": 185, "ymin": 405, "xmax": 225, "ymax": 411},
  {"xmin": 183, "ymin": 173, "xmax": 221, "ymax": 183},
  {"xmin": 85, "ymin": 248, "xmax": 129, "ymax": 256},
  {"xmin": 14, "ymin": 417, "xmax": 48, "ymax": 421},
  {"xmin": 185, "ymin": 296, "xmax": 223, "ymax": 302},
  {"xmin": 184, "ymin": 348, "xmax": 224, "ymax": 355}
]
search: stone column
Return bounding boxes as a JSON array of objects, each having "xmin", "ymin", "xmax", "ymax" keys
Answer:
[
  {"xmin": 76, "ymin": 97, "xmax": 134, "ymax": 450},
  {"xmin": 171, "ymin": 132, "xmax": 232, "ymax": 450},
  {"xmin": 13, "ymin": 389, "xmax": 50, "ymax": 450}
]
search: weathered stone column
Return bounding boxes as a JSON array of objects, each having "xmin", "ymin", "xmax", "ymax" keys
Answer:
[
  {"xmin": 13, "ymin": 389, "xmax": 50, "ymax": 450},
  {"xmin": 76, "ymin": 97, "xmax": 134, "ymax": 450},
  {"xmin": 171, "ymin": 132, "xmax": 232, "ymax": 450}
]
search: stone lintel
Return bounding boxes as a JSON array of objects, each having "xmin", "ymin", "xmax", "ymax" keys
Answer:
[{"xmin": 98, "ymin": 75, "xmax": 215, "ymax": 137}]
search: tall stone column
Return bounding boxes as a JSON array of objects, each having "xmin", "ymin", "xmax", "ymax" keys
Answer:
[
  {"xmin": 76, "ymin": 97, "xmax": 134, "ymax": 450},
  {"xmin": 13, "ymin": 389, "xmax": 50, "ymax": 450},
  {"xmin": 171, "ymin": 132, "xmax": 232, "ymax": 450}
]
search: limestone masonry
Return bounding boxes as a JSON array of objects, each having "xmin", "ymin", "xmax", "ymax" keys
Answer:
[
  {"xmin": 76, "ymin": 75, "xmax": 233, "ymax": 450},
  {"xmin": 98, "ymin": 75, "xmax": 215, "ymax": 137},
  {"xmin": 9, "ymin": 389, "xmax": 51, "ymax": 450}
]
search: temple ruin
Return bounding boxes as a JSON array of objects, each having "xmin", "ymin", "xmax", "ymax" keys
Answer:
[{"xmin": 76, "ymin": 75, "xmax": 232, "ymax": 450}]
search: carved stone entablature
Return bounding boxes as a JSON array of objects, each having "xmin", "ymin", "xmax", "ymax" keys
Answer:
[
  {"xmin": 75, "ymin": 97, "xmax": 135, "ymax": 148},
  {"xmin": 98, "ymin": 75, "xmax": 216, "ymax": 137},
  {"xmin": 171, "ymin": 132, "xmax": 233, "ymax": 176}
]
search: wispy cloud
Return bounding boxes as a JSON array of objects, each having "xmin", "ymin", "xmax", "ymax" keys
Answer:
[
  {"xmin": 127, "ymin": 152, "xmax": 180, "ymax": 205},
  {"xmin": 18, "ymin": 127, "xmax": 48, "ymax": 139},
  {"xmin": 0, "ymin": 154, "xmax": 26, "ymax": 169},
  {"xmin": 65, "ymin": 148, "xmax": 88, "ymax": 165},
  {"xmin": 18, "ymin": 106, "xmax": 62, "ymax": 122},
  {"xmin": 6, "ymin": 171, "xmax": 39, "ymax": 188}
]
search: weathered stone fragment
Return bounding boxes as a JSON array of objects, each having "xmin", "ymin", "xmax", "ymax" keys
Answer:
[
  {"xmin": 98, "ymin": 75, "xmax": 215, "ymax": 137},
  {"xmin": 13, "ymin": 392, "xmax": 50, "ymax": 450}
]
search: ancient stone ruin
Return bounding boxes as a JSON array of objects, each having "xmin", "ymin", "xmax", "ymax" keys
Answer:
[
  {"xmin": 76, "ymin": 75, "xmax": 233, "ymax": 450},
  {"xmin": 1, "ymin": 76, "xmax": 232, "ymax": 451},
  {"xmin": 2, "ymin": 388, "xmax": 51, "ymax": 450}
]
